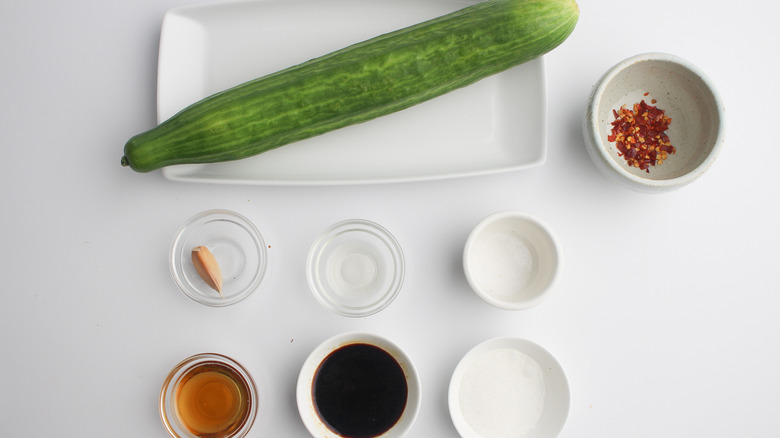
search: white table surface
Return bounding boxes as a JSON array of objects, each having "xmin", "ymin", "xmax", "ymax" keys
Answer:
[{"xmin": 2, "ymin": 0, "xmax": 778, "ymax": 436}]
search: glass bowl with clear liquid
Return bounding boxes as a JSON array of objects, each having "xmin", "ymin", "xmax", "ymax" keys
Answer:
[{"xmin": 307, "ymin": 219, "xmax": 405, "ymax": 317}]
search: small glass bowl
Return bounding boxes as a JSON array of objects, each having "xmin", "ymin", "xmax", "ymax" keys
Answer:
[
  {"xmin": 170, "ymin": 210, "xmax": 267, "ymax": 307},
  {"xmin": 306, "ymin": 219, "xmax": 405, "ymax": 317},
  {"xmin": 160, "ymin": 353, "xmax": 258, "ymax": 438}
]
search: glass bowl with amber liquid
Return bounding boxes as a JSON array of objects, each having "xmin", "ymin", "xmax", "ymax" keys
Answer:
[{"xmin": 160, "ymin": 353, "xmax": 258, "ymax": 438}]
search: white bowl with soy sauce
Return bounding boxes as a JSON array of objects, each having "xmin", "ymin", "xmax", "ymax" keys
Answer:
[
  {"xmin": 296, "ymin": 332, "xmax": 421, "ymax": 437},
  {"xmin": 583, "ymin": 52, "xmax": 725, "ymax": 193}
]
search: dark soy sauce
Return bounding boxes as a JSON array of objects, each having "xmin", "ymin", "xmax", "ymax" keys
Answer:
[{"xmin": 313, "ymin": 343, "xmax": 408, "ymax": 437}]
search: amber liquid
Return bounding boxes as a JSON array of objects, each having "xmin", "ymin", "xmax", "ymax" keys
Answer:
[{"xmin": 175, "ymin": 363, "xmax": 251, "ymax": 437}]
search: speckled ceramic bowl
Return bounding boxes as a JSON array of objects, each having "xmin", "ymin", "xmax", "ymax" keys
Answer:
[{"xmin": 584, "ymin": 53, "xmax": 725, "ymax": 193}]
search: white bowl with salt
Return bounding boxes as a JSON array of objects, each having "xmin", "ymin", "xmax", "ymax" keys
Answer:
[
  {"xmin": 463, "ymin": 211, "xmax": 560, "ymax": 310},
  {"xmin": 448, "ymin": 337, "xmax": 570, "ymax": 438}
]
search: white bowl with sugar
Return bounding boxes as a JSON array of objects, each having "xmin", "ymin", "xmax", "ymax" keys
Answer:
[{"xmin": 448, "ymin": 337, "xmax": 570, "ymax": 438}]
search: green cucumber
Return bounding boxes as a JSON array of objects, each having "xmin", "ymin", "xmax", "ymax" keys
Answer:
[{"xmin": 122, "ymin": 0, "xmax": 579, "ymax": 172}]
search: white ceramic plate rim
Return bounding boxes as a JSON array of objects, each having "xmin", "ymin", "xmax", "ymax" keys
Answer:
[{"xmin": 156, "ymin": 0, "xmax": 547, "ymax": 185}]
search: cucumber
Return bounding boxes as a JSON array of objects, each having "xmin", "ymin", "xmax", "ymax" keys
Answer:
[{"xmin": 122, "ymin": 0, "xmax": 579, "ymax": 172}]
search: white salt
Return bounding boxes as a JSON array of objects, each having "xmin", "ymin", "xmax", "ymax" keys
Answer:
[
  {"xmin": 459, "ymin": 348, "xmax": 545, "ymax": 437},
  {"xmin": 470, "ymin": 231, "xmax": 536, "ymax": 298}
]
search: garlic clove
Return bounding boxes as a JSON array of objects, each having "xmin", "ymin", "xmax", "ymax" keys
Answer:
[{"xmin": 191, "ymin": 245, "xmax": 223, "ymax": 295}]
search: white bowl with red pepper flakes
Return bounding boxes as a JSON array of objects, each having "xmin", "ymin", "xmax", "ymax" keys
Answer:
[{"xmin": 583, "ymin": 52, "xmax": 725, "ymax": 193}]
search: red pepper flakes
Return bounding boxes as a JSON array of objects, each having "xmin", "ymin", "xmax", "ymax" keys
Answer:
[{"xmin": 607, "ymin": 100, "xmax": 675, "ymax": 172}]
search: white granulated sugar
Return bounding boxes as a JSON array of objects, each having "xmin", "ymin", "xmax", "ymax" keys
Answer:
[{"xmin": 459, "ymin": 348, "xmax": 545, "ymax": 438}]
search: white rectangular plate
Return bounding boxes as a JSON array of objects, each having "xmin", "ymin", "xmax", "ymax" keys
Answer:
[{"xmin": 157, "ymin": 0, "xmax": 546, "ymax": 185}]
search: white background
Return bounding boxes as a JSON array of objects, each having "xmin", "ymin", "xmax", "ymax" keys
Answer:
[{"xmin": 2, "ymin": 0, "xmax": 778, "ymax": 436}]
